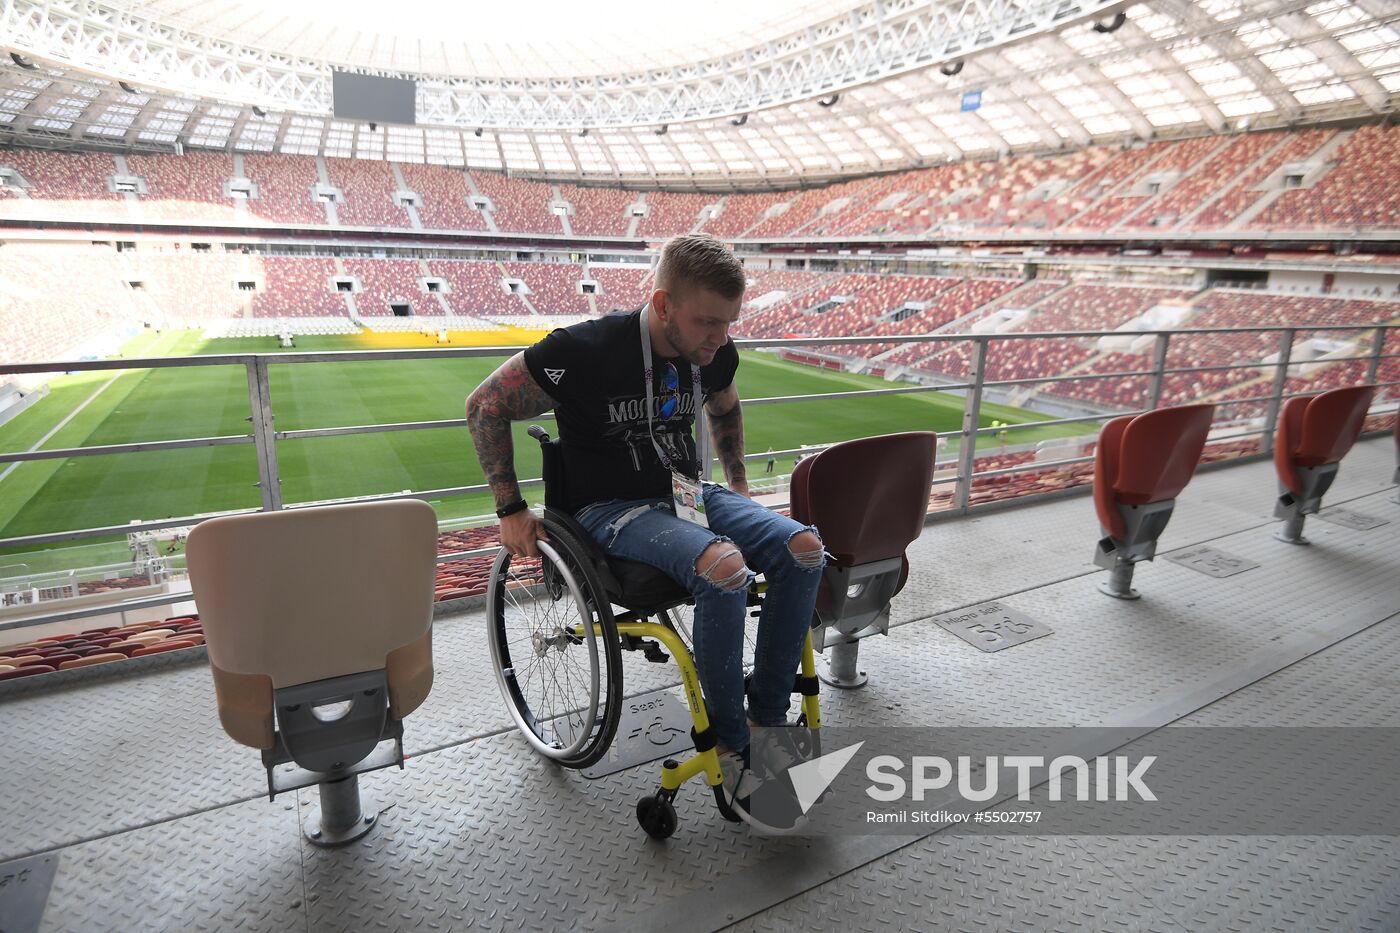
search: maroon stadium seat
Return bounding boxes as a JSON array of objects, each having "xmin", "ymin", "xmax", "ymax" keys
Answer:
[
  {"xmin": 1273, "ymin": 385, "xmax": 1375, "ymax": 542},
  {"xmin": 789, "ymin": 431, "xmax": 937, "ymax": 687},
  {"xmin": 1092, "ymin": 404, "xmax": 1215, "ymax": 599},
  {"xmin": 0, "ymin": 664, "xmax": 57, "ymax": 680}
]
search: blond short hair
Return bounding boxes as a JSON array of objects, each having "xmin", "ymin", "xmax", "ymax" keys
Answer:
[{"xmin": 654, "ymin": 234, "xmax": 746, "ymax": 301}]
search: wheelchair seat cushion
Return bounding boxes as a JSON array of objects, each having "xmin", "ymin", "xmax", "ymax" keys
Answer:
[{"xmin": 605, "ymin": 556, "xmax": 691, "ymax": 612}]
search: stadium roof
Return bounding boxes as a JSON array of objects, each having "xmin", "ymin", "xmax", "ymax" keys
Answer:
[{"xmin": 1, "ymin": 0, "xmax": 1398, "ymax": 187}]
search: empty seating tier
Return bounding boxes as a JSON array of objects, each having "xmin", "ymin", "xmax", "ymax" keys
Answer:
[
  {"xmin": 470, "ymin": 172, "xmax": 562, "ymax": 235},
  {"xmin": 241, "ymin": 154, "xmax": 326, "ymax": 226},
  {"xmin": 397, "ymin": 163, "xmax": 488, "ymax": 231},
  {"xmin": 326, "ymin": 158, "xmax": 412, "ymax": 229}
]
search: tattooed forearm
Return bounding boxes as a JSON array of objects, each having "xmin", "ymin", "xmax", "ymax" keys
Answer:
[
  {"xmin": 705, "ymin": 386, "xmax": 746, "ymax": 488},
  {"xmin": 466, "ymin": 353, "xmax": 556, "ymax": 507}
]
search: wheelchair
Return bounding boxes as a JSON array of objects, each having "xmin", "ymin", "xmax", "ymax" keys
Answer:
[{"xmin": 485, "ymin": 426, "xmax": 936, "ymax": 839}]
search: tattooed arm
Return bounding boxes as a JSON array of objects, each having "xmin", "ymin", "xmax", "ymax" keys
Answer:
[
  {"xmin": 704, "ymin": 382, "xmax": 748, "ymax": 497},
  {"xmin": 466, "ymin": 352, "xmax": 557, "ymax": 557}
]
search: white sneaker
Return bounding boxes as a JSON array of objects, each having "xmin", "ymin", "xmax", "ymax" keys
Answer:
[{"xmin": 720, "ymin": 743, "xmax": 808, "ymax": 834}]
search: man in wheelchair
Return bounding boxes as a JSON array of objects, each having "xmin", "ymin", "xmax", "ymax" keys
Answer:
[{"xmin": 467, "ymin": 234, "xmax": 824, "ymax": 829}]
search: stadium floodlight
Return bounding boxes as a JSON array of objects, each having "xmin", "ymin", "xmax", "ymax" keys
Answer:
[
  {"xmin": 474, "ymin": 127, "xmax": 483, "ymax": 137},
  {"xmin": 119, "ymin": 81, "xmax": 139, "ymax": 94},
  {"xmin": 818, "ymin": 93, "xmax": 840, "ymax": 107},
  {"xmin": 730, "ymin": 114, "xmax": 748, "ymax": 126},
  {"xmin": 252, "ymin": 105, "xmax": 267, "ymax": 117},
  {"xmin": 655, "ymin": 124, "xmax": 668, "ymax": 135},
  {"xmin": 9, "ymin": 52, "xmax": 36, "ymax": 71},
  {"xmin": 1092, "ymin": 11, "xmax": 1127, "ymax": 33},
  {"xmin": 940, "ymin": 60, "xmax": 964, "ymax": 77},
  {"xmin": 579, "ymin": 128, "xmax": 589, "ymax": 136}
]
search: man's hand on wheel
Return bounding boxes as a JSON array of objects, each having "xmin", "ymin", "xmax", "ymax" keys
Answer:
[{"xmin": 500, "ymin": 509, "xmax": 548, "ymax": 559}]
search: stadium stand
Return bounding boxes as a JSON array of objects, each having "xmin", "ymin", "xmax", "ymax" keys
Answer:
[
  {"xmin": 127, "ymin": 153, "xmax": 238, "ymax": 223},
  {"xmin": 326, "ymin": 157, "xmax": 412, "ymax": 228},
  {"xmin": 4, "ymin": 125, "xmax": 1400, "ymax": 237},
  {"xmin": 0, "ymin": 149, "xmax": 126, "ymax": 222},
  {"xmin": 558, "ymin": 184, "xmax": 634, "ymax": 237},
  {"xmin": 745, "ymin": 176, "xmax": 882, "ymax": 238},
  {"xmin": 883, "ymin": 279, "xmax": 1070, "ymax": 369},
  {"xmin": 343, "ymin": 258, "xmax": 427, "ymax": 317},
  {"xmin": 1074, "ymin": 135, "xmax": 1225, "ymax": 230},
  {"xmin": 1122, "ymin": 132, "xmax": 1279, "ymax": 230},
  {"xmin": 699, "ymin": 190, "xmax": 789, "ymax": 238},
  {"xmin": 862, "ymin": 278, "xmax": 1023, "ymax": 357},
  {"xmin": 636, "ymin": 191, "xmax": 714, "ymax": 239},
  {"xmin": 428, "ymin": 259, "xmax": 532, "ymax": 317},
  {"xmin": 470, "ymin": 172, "xmax": 563, "ymax": 235},
  {"xmin": 1253, "ymin": 124, "xmax": 1400, "ymax": 231},
  {"xmin": 397, "ymin": 162, "xmax": 488, "ymax": 231},
  {"xmin": 854, "ymin": 162, "xmax": 993, "ymax": 236},
  {"xmin": 505, "ymin": 261, "xmax": 591, "ymax": 315},
  {"xmin": 1189, "ymin": 128, "xmax": 1334, "ymax": 229},
  {"xmin": 0, "ymin": 246, "xmax": 142, "ymax": 363},
  {"xmin": 241, "ymin": 154, "xmax": 327, "ymax": 225},
  {"xmin": 250, "ymin": 257, "xmax": 347, "ymax": 318},
  {"xmin": 589, "ymin": 264, "xmax": 652, "ymax": 313},
  {"xmin": 1064, "ymin": 141, "xmax": 1179, "ymax": 229},
  {"xmin": 132, "ymin": 252, "xmax": 247, "ymax": 322}
]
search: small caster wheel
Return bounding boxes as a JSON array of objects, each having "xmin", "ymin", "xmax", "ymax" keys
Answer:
[{"xmin": 636, "ymin": 794, "xmax": 678, "ymax": 840}]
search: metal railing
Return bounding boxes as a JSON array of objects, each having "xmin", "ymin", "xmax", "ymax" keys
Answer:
[{"xmin": 1, "ymin": 323, "xmax": 1397, "ymax": 631}]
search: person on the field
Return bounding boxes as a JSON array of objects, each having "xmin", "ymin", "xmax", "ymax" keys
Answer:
[{"xmin": 466, "ymin": 233, "xmax": 823, "ymax": 828}]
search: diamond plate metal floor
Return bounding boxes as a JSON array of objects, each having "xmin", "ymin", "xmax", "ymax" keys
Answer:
[{"xmin": 2, "ymin": 437, "xmax": 1397, "ymax": 932}]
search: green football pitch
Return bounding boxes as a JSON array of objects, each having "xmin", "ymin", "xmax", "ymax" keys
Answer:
[{"xmin": 0, "ymin": 329, "xmax": 1088, "ymax": 572}]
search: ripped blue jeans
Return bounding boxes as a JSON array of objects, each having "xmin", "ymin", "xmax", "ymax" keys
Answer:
[{"xmin": 575, "ymin": 483, "xmax": 824, "ymax": 754}]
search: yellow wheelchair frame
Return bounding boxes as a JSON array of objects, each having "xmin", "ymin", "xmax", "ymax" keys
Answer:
[{"xmin": 486, "ymin": 427, "xmax": 823, "ymax": 838}]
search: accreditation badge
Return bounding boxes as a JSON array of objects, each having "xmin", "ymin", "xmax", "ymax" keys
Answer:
[{"xmin": 671, "ymin": 471, "xmax": 708, "ymax": 527}]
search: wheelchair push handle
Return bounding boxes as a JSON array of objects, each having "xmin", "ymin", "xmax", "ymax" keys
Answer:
[{"xmin": 527, "ymin": 424, "xmax": 552, "ymax": 445}]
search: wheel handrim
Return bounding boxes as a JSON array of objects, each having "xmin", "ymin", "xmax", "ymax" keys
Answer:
[{"xmin": 490, "ymin": 539, "xmax": 604, "ymax": 760}]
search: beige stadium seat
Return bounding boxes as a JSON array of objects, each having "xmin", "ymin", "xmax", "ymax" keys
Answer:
[{"xmin": 186, "ymin": 500, "xmax": 438, "ymax": 846}]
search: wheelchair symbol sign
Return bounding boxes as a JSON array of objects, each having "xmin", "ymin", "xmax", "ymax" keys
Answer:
[
  {"xmin": 931, "ymin": 601, "xmax": 1053, "ymax": 653},
  {"xmin": 629, "ymin": 715, "xmax": 687, "ymax": 747}
]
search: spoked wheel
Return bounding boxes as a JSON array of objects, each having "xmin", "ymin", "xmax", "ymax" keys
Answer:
[{"xmin": 487, "ymin": 520, "xmax": 622, "ymax": 769}]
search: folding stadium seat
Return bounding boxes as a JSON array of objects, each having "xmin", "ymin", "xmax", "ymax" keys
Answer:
[
  {"xmin": 0, "ymin": 665, "xmax": 57, "ymax": 681},
  {"xmin": 59, "ymin": 653, "xmax": 127, "ymax": 670},
  {"xmin": 1273, "ymin": 386, "xmax": 1375, "ymax": 544},
  {"xmin": 132, "ymin": 640, "xmax": 197, "ymax": 657},
  {"xmin": 1092, "ymin": 404, "xmax": 1215, "ymax": 599},
  {"xmin": 186, "ymin": 500, "xmax": 437, "ymax": 846},
  {"xmin": 788, "ymin": 432, "xmax": 937, "ymax": 687}
]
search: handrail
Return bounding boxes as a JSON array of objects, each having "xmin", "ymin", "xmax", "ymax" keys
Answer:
[{"xmin": 0, "ymin": 323, "xmax": 1396, "ymax": 632}]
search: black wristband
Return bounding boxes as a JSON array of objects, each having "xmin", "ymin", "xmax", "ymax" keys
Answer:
[{"xmin": 495, "ymin": 498, "xmax": 529, "ymax": 519}]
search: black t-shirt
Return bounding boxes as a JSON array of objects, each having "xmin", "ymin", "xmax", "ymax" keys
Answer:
[{"xmin": 523, "ymin": 310, "xmax": 739, "ymax": 512}]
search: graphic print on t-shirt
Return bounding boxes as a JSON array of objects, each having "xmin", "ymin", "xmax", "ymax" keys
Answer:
[{"xmin": 604, "ymin": 391, "xmax": 696, "ymax": 472}]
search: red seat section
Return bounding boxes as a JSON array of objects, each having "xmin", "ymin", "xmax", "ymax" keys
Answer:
[
  {"xmin": 1092, "ymin": 404, "xmax": 1215, "ymax": 598},
  {"xmin": 1272, "ymin": 385, "xmax": 1375, "ymax": 542},
  {"xmin": 789, "ymin": 431, "xmax": 937, "ymax": 687}
]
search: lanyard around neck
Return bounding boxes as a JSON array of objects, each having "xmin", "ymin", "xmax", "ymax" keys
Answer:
[{"xmin": 639, "ymin": 303, "xmax": 703, "ymax": 475}]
